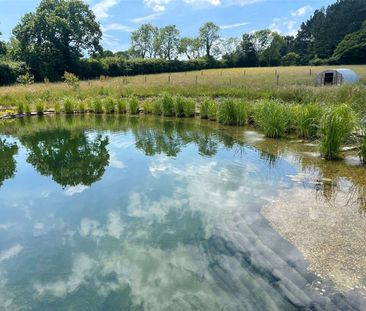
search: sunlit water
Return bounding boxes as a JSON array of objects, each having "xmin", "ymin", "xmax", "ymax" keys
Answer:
[{"xmin": 0, "ymin": 115, "xmax": 365, "ymax": 310}]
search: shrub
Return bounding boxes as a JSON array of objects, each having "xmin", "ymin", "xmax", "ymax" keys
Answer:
[
  {"xmin": 16, "ymin": 72, "xmax": 34, "ymax": 86},
  {"xmin": 93, "ymin": 98, "xmax": 104, "ymax": 114},
  {"xmin": 296, "ymin": 103, "xmax": 323, "ymax": 138},
  {"xmin": 128, "ymin": 96, "xmax": 139, "ymax": 114},
  {"xmin": 255, "ymin": 100, "xmax": 287, "ymax": 138},
  {"xmin": 64, "ymin": 98, "xmax": 75, "ymax": 114},
  {"xmin": 320, "ymin": 104, "xmax": 355, "ymax": 160},
  {"xmin": 16, "ymin": 102, "xmax": 24, "ymax": 114},
  {"xmin": 183, "ymin": 98, "xmax": 196, "ymax": 117},
  {"xmin": 160, "ymin": 93, "xmax": 174, "ymax": 116},
  {"xmin": 35, "ymin": 101, "xmax": 45, "ymax": 115},
  {"xmin": 54, "ymin": 102, "xmax": 61, "ymax": 114},
  {"xmin": 207, "ymin": 101, "xmax": 218, "ymax": 121},
  {"xmin": 200, "ymin": 99, "xmax": 210, "ymax": 119},
  {"xmin": 63, "ymin": 71, "xmax": 79, "ymax": 89},
  {"xmin": 104, "ymin": 98, "xmax": 115, "ymax": 114},
  {"xmin": 117, "ymin": 99, "xmax": 127, "ymax": 113},
  {"xmin": 174, "ymin": 96, "xmax": 185, "ymax": 117}
]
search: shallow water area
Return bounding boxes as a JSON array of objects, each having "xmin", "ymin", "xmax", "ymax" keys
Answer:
[{"xmin": 0, "ymin": 115, "xmax": 365, "ymax": 310}]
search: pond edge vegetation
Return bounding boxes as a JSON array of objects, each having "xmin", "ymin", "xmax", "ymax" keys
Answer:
[{"xmin": 1, "ymin": 93, "xmax": 366, "ymax": 163}]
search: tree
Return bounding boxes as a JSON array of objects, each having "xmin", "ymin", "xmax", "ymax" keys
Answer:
[
  {"xmin": 131, "ymin": 24, "xmax": 158, "ymax": 58},
  {"xmin": 0, "ymin": 139, "xmax": 18, "ymax": 187},
  {"xmin": 252, "ymin": 30, "xmax": 285, "ymax": 66},
  {"xmin": 178, "ymin": 37, "xmax": 201, "ymax": 59},
  {"xmin": 13, "ymin": 0, "xmax": 101, "ymax": 80},
  {"xmin": 199, "ymin": 22, "xmax": 220, "ymax": 58},
  {"xmin": 332, "ymin": 23, "xmax": 366, "ymax": 64},
  {"xmin": 154, "ymin": 25, "xmax": 180, "ymax": 60},
  {"xmin": 282, "ymin": 52, "xmax": 300, "ymax": 66},
  {"xmin": 0, "ymin": 31, "xmax": 6, "ymax": 56},
  {"xmin": 233, "ymin": 33, "xmax": 258, "ymax": 67}
]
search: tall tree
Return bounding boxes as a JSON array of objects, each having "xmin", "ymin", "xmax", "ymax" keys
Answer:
[
  {"xmin": 154, "ymin": 25, "xmax": 180, "ymax": 60},
  {"xmin": 13, "ymin": 0, "xmax": 101, "ymax": 80},
  {"xmin": 0, "ymin": 31, "xmax": 6, "ymax": 56},
  {"xmin": 178, "ymin": 37, "xmax": 201, "ymax": 59},
  {"xmin": 131, "ymin": 24, "xmax": 158, "ymax": 58},
  {"xmin": 199, "ymin": 22, "xmax": 220, "ymax": 58}
]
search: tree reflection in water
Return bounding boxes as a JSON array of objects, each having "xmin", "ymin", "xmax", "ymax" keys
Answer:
[{"xmin": 0, "ymin": 139, "xmax": 18, "ymax": 187}]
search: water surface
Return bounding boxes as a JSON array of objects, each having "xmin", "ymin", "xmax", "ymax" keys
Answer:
[{"xmin": 0, "ymin": 115, "xmax": 365, "ymax": 310}]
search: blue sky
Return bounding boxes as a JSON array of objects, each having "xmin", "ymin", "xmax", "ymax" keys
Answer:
[{"xmin": 0, "ymin": 0, "xmax": 334, "ymax": 52}]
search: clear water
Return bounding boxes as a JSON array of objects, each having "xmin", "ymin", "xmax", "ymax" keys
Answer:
[{"xmin": 0, "ymin": 115, "xmax": 364, "ymax": 310}]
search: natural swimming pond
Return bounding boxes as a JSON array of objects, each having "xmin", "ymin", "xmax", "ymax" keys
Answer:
[{"xmin": 0, "ymin": 115, "xmax": 366, "ymax": 310}]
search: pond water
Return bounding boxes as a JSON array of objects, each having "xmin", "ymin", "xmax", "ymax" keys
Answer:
[{"xmin": 0, "ymin": 115, "xmax": 365, "ymax": 310}]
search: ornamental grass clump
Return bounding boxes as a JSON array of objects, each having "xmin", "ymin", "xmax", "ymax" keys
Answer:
[
  {"xmin": 296, "ymin": 103, "xmax": 323, "ymax": 138},
  {"xmin": 93, "ymin": 98, "xmax": 104, "ymax": 114},
  {"xmin": 320, "ymin": 104, "xmax": 355, "ymax": 160},
  {"xmin": 254, "ymin": 100, "xmax": 287, "ymax": 138},
  {"xmin": 183, "ymin": 98, "xmax": 196, "ymax": 117},
  {"xmin": 207, "ymin": 101, "xmax": 218, "ymax": 121},
  {"xmin": 78, "ymin": 101, "xmax": 86, "ymax": 113},
  {"xmin": 152, "ymin": 99, "xmax": 162, "ymax": 115},
  {"xmin": 143, "ymin": 100, "xmax": 153, "ymax": 114},
  {"xmin": 117, "ymin": 99, "xmax": 127, "ymax": 113},
  {"xmin": 35, "ymin": 101, "xmax": 45, "ymax": 115},
  {"xmin": 25, "ymin": 103, "xmax": 31, "ymax": 114},
  {"xmin": 174, "ymin": 96, "xmax": 185, "ymax": 117},
  {"xmin": 64, "ymin": 98, "xmax": 75, "ymax": 114},
  {"xmin": 200, "ymin": 99, "xmax": 210, "ymax": 119},
  {"xmin": 54, "ymin": 102, "xmax": 61, "ymax": 114},
  {"xmin": 128, "ymin": 96, "xmax": 139, "ymax": 114},
  {"xmin": 104, "ymin": 98, "xmax": 115, "ymax": 114},
  {"xmin": 218, "ymin": 100, "xmax": 247, "ymax": 126},
  {"xmin": 16, "ymin": 102, "xmax": 24, "ymax": 114},
  {"xmin": 160, "ymin": 93, "xmax": 174, "ymax": 117}
]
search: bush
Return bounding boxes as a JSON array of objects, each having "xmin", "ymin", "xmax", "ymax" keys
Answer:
[
  {"xmin": 104, "ymin": 98, "xmax": 115, "ymax": 114},
  {"xmin": 161, "ymin": 93, "xmax": 174, "ymax": 117},
  {"xmin": 64, "ymin": 98, "xmax": 75, "ymax": 114},
  {"xmin": 35, "ymin": 101, "xmax": 45, "ymax": 115},
  {"xmin": 296, "ymin": 103, "xmax": 323, "ymax": 138},
  {"xmin": 0, "ymin": 60, "xmax": 27, "ymax": 85},
  {"xmin": 255, "ymin": 100, "xmax": 287, "ymax": 138},
  {"xmin": 320, "ymin": 104, "xmax": 355, "ymax": 160},
  {"xmin": 63, "ymin": 71, "xmax": 79, "ymax": 89},
  {"xmin": 128, "ymin": 96, "xmax": 139, "ymax": 114},
  {"xmin": 207, "ymin": 101, "xmax": 218, "ymax": 121},
  {"xmin": 93, "ymin": 98, "xmax": 104, "ymax": 114},
  {"xmin": 16, "ymin": 72, "xmax": 34, "ymax": 86},
  {"xmin": 117, "ymin": 99, "xmax": 127, "ymax": 113}
]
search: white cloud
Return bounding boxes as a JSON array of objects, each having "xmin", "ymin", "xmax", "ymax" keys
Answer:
[
  {"xmin": 220, "ymin": 21, "xmax": 249, "ymax": 29},
  {"xmin": 270, "ymin": 17, "xmax": 298, "ymax": 36},
  {"xmin": 102, "ymin": 23, "xmax": 134, "ymax": 33},
  {"xmin": 132, "ymin": 12, "xmax": 163, "ymax": 24},
  {"xmin": 92, "ymin": 0, "xmax": 119, "ymax": 20},
  {"xmin": 64, "ymin": 184, "xmax": 89, "ymax": 196},
  {"xmin": 109, "ymin": 152, "xmax": 126, "ymax": 169},
  {"xmin": 184, "ymin": 0, "xmax": 262, "ymax": 8},
  {"xmin": 0, "ymin": 244, "xmax": 23, "ymax": 263},
  {"xmin": 291, "ymin": 5, "xmax": 312, "ymax": 17},
  {"xmin": 144, "ymin": 0, "xmax": 172, "ymax": 12}
]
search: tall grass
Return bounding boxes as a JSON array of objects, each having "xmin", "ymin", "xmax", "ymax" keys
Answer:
[
  {"xmin": 93, "ymin": 98, "xmax": 104, "ymax": 114},
  {"xmin": 78, "ymin": 101, "xmax": 86, "ymax": 113},
  {"xmin": 320, "ymin": 104, "xmax": 356, "ymax": 160},
  {"xmin": 200, "ymin": 99, "xmax": 210, "ymax": 119},
  {"xmin": 16, "ymin": 102, "xmax": 24, "ymax": 114},
  {"xmin": 218, "ymin": 99, "xmax": 247, "ymax": 126},
  {"xmin": 128, "ymin": 96, "xmax": 139, "ymax": 114},
  {"xmin": 54, "ymin": 102, "xmax": 61, "ymax": 114},
  {"xmin": 296, "ymin": 103, "xmax": 323, "ymax": 138},
  {"xmin": 143, "ymin": 99, "xmax": 153, "ymax": 114},
  {"xmin": 183, "ymin": 98, "xmax": 196, "ymax": 117},
  {"xmin": 152, "ymin": 99, "xmax": 162, "ymax": 115},
  {"xmin": 254, "ymin": 100, "xmax": 288, "ymax": 138},
  {"xmin": 358, "ymin": 118, "xmax": 366, "ymax": 163},
  {"xmin": 35, "ymin": 101, "xmax": 45, "ymax": 115},
  {"xmin": 25, "ymin": 103, "xmax": 31, "ymax": 114},
  {"xmin": 174, "ymin": 96, "xmax": 185, "ymax": 117},
  {"xmin": 64, "ymin": 98, "xmax": 75, "ymax": 114},
  {"xmin": 207, "ymin": 101, "xmax": 218, "ymax": 121},
  {"xmin": 161, "ymin": 93, "xmax": 174, "ymax": 116},
  {"xmin": 117, "ymin": 99, "xmax": 127, "ymax": 113},
  {"xmin": 104, "ymin": 98, "xmax": 115, "ymax": 114}
]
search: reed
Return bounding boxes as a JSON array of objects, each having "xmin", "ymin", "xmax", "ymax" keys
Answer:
[
  {"xmin": 64, "ymin": 98, "xmax": 75, "ymax": 114},
  {"xmin": 128, "ymin": 96, "xmax": 139, "ymax": 114},
  {"xmin": 183, "ymin": 98, "xmax": 196, "ymax": 117},
  {"xmin": 104, "ymin": 98, "xmax": 116, "ymax": 114},
  {"xmin": 174, "ymin": 96, "xmax": 185, "ymax": 117},
  {"xmin": 160, "ymin": 93, "xmax": 174, "ymax": 117},
  {"xmin": 207, "ymin": 101, "xmax": 218, "ymax": 121},
  {"xmin": 16, "ymin": 102, "xmax": 24, "ymax": 114},
  {"xmin": 296, "ymin": 103, "xmax": 323, "ymax": 138},
  {"xmin": 117, "ymin": 99, "xmax": 127, "ymax": 113},
  {"xmin": 200, "ymin": 99, "xmax": 210, "ymax": 119},
  {"xmin": 93, "ymin": 98, "xmax": 104, "ymax": 114}
]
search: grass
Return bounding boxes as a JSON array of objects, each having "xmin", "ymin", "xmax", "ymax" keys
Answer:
[
  {"xmin": 93, "ymin": 98, "xmax": 104, "ymax": 114},
  {"xmin": 161, "ymin": 93, "xmax": 174, "ymax": 117},
  {"xmin": 295, "ymin": 103, "xmax": 323, "ymax": 138},
  {"xmin": 64, "ymin": 98, "xmax": 75, "ymax": 114},
  {"xmin": 359, "ymin": 119, "xmax": 366, "ymax": 163},
  {"xmin": 104, "ymin": 98, "xmax": 115, "ymax": 114},
  {"xmin": 218, "ymin": 99, "xmax": 247, "ymax": 126},
  {"xmin": 128, "ymin": 96, "xmax": 139, "ymax": 114},
  {"xmin": 117, "ymin": 99, "xmax": 127, "ymax": 114},
  {"xmin": 200, "ymin": 99, "xmax": 210, "ymax": 119},
  {"xmin": 207, "ymin": 101, "xmax": 218, "ymax": 121},
  {"xmin": 320, "ymin": 104, "xmax": 356, "ymax": 160},
  {"xmin": 254, "ymin": 100, "xmax": 288, "ymax": 138},
  {"xmin": 35, "ymin": 101, "xmax": 45, "ymax": 115}
]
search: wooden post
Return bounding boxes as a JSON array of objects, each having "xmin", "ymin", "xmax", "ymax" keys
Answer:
[
  {"xmin": 145, "ymin": 76, "xmax": 147, "ymax": 83},
  {"xmin": 195, "ymin": 76, "xmax": 198, "ymax": 85},
  {"xmin": 276, "ymin": 74, "xmax": 280, "ymax": 86},
  {"xmin": 168, "ymin": 75, "xmax": 171, "ymax": 84},
  {"xmin": 201, "ymin": 71, "xmax": 203, "ymax": 76},
  {"xmin": 309, "ymin": 68, "xmax": 312, "ymax": 76},
  {"xmin": 275, "ymin": 69, "xmax": 277, "ymax": 76}
]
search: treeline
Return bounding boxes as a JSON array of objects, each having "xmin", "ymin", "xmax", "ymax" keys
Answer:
[{"xmin": 0, "ymin": 0, "xmax": 365, "ymax": 85}]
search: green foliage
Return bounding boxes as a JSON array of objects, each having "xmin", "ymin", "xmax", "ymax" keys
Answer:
[
  {"xmin": 128, "ymin": 96, "xmax": 139, "ymax": 114},
  {"xmin": 25, "ymin": 103, "xmax": 31, "ymax": 114},
  {"xmin": 174, "ymin": 96, "xmax": 185, "ymax": 117},
  {"xmin": 63, "ymin": 72, "xmax": 80, "ymax": 89},
  {"xmin": 16, "ymin": 72, "xmax": 34, "ymax": 86},
  {"xmin": 117, "ymin": 99, "xmax": 127, "ymax": 114},
  {"xmin": 217, "ymin": 99, "xmax": 247, "ymax": 126},
  {"xmin": 359, "ymin": 119, "xmax": 366, "ymax": 163},
  {"xmin": 35, "ymin": 101, "xmax": 45, "ymax": 115},
  {"xmin": 255, "ymin": 100, "xmax": 287, "ymax": 138},
  {"xmin": 160, "ymin": 93, "xmax": 174, "ymax": 116},
  {"xmin": 152, "ymin": 99, "xmax": 162, "ymax": 115},
  {"xmin": 296, "ymin": 103, "xmax": 323, "ymax": 138},
  {"xmin": 93, "ymin": 98, "xmax": 104, "ymax": 114},
  {"xmin": 143, "ymin": 100, "xmax": 154, "ymax": 114},
  {"xmin": 207, "ymin": 101, "xmax": 218, "ymax": 121},
  {"xmin": 104, "ymin": 98, "xmax": 115, "ymax": 114},
  {"xmin": 0, "ymin": 60, "xmax": 27, "ymax": 85},
  {"xmin": 54, "ymin": 102, "xmax": 61, "ymax": 114},
  {"xmin": 200, "ymin": 99, "xmax": 210, "ymax": 119},
  {"xmin": 183, "ymin": 98, "xmax": 196, "ymax": 117},
  {"xmin": 16, "ymin": 101, "xmax": 24, "ymax": 114},
  {"xmin": 64, "ymin": 98, "xmax": 75, "ymax": 114},
  {"xmin": 78, "ymin": 101, "xmax": 86, "ymax": 113},
  {"xmin": 320, "ymin": 104, "xmax": 356, "ymax": 160}
]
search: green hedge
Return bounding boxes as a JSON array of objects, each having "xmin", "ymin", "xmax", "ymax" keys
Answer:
[{"xmin": 0, "ymin": 60, "xmax": 28, "ymax": 85}]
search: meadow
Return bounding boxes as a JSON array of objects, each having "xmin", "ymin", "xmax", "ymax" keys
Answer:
[{"xmin": 0, "ymin": 65, "xmax": 366, "ymax": 161}]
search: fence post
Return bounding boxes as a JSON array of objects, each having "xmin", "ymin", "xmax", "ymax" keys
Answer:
[
  {"xmin": 195, "ymin": 75, "xmax": 198, "ymax": 85},
  {"xmin": 145, "ymin": 76, "xmax": 147, "ymax": 83},
  {"xmin": 309, "ymin": 68, "xmax": 312, "ymax": 76},
  {"xmin": 276, "ymin": 74, "xmax": 280, "ymax": 86},
  {"xmin": 168, "ymin": 75, "xmax": 171, "ymax": 84}
]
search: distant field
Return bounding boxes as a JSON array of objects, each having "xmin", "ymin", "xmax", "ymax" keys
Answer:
[{"xmin": 0, "ymin": 66, "xmax": 365, "ymax": 109}]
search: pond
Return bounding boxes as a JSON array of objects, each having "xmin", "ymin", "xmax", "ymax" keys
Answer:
[{"xmin": 0, "ymin": 115, "xmax": 365, "ymax": 310}]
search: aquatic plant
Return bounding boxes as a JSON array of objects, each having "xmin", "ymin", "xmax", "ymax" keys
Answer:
[
  {"xmin": 174, "ymin": 96, "xmax": 185, "ymax": 117},
  {"xmin": 128, "ymin": 96, "xmax": 139, "ymax": 114},
  {"xmin": 200, "ymin": 99, "xmax": 210, "ymax": 119},
  {"xmin": 16, "ymin": 102, "xmax": 24, "ymax": 114},
  {"xmin": 143, "ymin": 100, "xmax": 153, "ymax": 114},
  {"xmin": 320, "ymin": 104, "xmax": 356, "ymax": 160},
  {"xmin": 296, "ymin": 103, "xmax": 323, "ymax": 138},
  {"xmin": 254, "ymin": 100, "xmax": 287, "ymax": 138},
  {"xmin": 54, "ymin": 102, "xmax": 61, "ymax": 114},
  {"xmin": 78, "ymin": 101, "xmax": 86, "ymax": 113},
  {"xmin": 207, "ymin": 101, "xmax": 218, "ymax": 121},
  {"xmin": 35, "ymin": 101, "xmax": 45, "ymax": 115},
  {"xmin": 93, "ymin": 98, "xmax": 104, "ymax": 114},
  {"xmin": 117, "ymin": 99, "xmax": 127, "ymax": 113},
  {"xmin": 104, "ymin": 98, "xmax": 115, "ymax": 114},
  {"xmin": 25, "ymin": 103, "xmax": 31, "ymax": 114},
  {"xmin": 161, "ymin": 93, "xmax": 174, "ymax": 117},
  {"xmin": 64, "ymin": 98, "xmax": 75, "ymax": 114},
  {"xmin": 152, "ymin": 99, "xmax": 162, "ymax": 115},
  {"xmin": 183, "ymin": 98, "xmax": 196, "ymax": 117},
  {"xmin": 218, "ymin": 99, "xmax": 237, "ymax": 125},
  {"xmin": 358, "ymin": 118, "xmax": 366, "ymax": 163}
]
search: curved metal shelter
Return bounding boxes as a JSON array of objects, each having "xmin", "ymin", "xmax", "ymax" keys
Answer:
[{"xmin": 315, "ymin": 68, "xmax": 359, "ymax": 86}]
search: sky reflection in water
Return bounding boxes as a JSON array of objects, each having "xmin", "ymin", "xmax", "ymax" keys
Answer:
[{"xmin": 0, "ymin": 115, "xmax": 365, "ymax": 310}]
